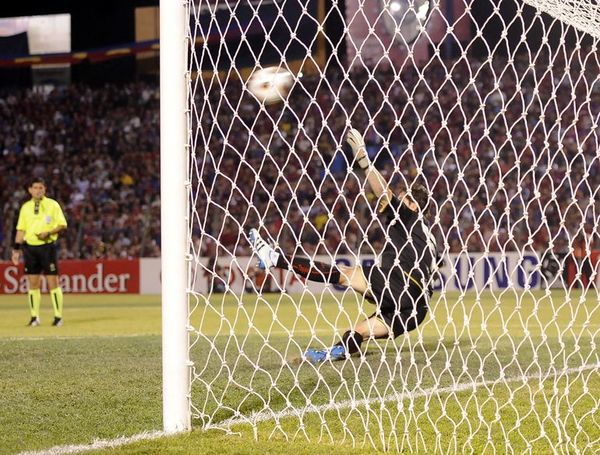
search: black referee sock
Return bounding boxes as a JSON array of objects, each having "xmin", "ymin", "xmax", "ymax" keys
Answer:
[
  {"xmin": 276, "ymin": 255, "xmax": 341, "ymax": 284},
  {"xmin": 336, "ymin": 330, "xmax": 364, "ymax": 354}
]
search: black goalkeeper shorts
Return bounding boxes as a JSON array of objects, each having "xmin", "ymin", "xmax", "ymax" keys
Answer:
[
  {"xmin": 23, "ymin": 243, "xmax": 59, "ymax": 275},
  {"xmin": 362, "ymin": 265, "xmax": 428, "ymax": 338}
]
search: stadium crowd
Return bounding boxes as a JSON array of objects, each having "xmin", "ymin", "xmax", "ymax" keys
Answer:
[
  {"xmin": 198, "ymin": 51, "xmax": 600, "ymax": 263},
  {"xmin": 1, "ymin": 50, "xmax": 599, "ymax": 263}
]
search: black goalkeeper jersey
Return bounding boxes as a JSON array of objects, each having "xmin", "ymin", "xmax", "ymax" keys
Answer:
[{"xmin": 378, "ymin": 194, "xmax": 437, "ymax": 283}]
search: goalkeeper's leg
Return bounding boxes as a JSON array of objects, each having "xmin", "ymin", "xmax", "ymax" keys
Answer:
[
  {"xmin": 304, "ymin": 305, "xmax": 428, "ymax": 364},
  {"xmin": 329, "ymin": 276, "xmax": 429, "ymax": 359},
  {"xmin": 303, "ymin": 269, "xmax": 429, "ymax": 364},
  {"xmin": 248, "ymin": 228, "xmax": 369, "ymax": 289}
]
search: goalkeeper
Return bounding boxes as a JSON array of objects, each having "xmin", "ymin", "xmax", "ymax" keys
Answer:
[{"xmin": 249, "ymin": 128, "xmax": 438, "ymax": 364}]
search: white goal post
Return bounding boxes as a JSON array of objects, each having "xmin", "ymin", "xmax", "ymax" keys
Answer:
[
  {"xmin": 160, "ymin": 0, "xmax": 191, "ymax": 433},
  {"xmin": 160, "ymin": 0, "xmax": 600, "ymax": 448}
]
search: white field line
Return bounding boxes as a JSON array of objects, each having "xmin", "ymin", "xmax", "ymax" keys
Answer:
[
  {"xmin": 6, "ymin": 322, "xmax": 596, "ymax": 342},
  {"xmin": 4, "ymin": 329, "xmax": 331, "ymax": 342},
  {"xmin": 212, "ymin": 362, "xmax": 600, "ymax": 429},
  {"xmin": 4, "ymin": 334, "xmax": 156, "ymax": 342},
  {"xmin": 17, "ymin": 431, "xmax": 165, "ymax": 455},
  {"xmin": 16, "ymin": 362, "xmax": 600, "ymax": 455}
]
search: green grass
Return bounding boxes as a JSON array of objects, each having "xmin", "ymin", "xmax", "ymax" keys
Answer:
[
  {"xmin": 1, "ymin": 290, "xmax": 599, "ymax": 454},
  {"xmin": 0, "ymin": 295, "xmax": 162, "ymax": 455}
]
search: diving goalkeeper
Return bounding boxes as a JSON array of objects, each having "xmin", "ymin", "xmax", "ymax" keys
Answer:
[{"xmin": 249, "ymin": 128, "xmax": 438, "ymax": 364}]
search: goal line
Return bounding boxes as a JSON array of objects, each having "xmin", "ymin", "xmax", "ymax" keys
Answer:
[
  {"xmin": 19, "ymin": 362, "xmax": 599, "ymax": 455},
  {"xmin": 211, "ymin": 362, "xmax": 600, "ymax": 430},
  {"xmin": 18, "ymin": 431, "xmax": 165, "ymax": 455}
]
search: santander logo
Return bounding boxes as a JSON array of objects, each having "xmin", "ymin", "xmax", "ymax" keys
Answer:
[{"xmin": 0, "ymin": 260, "xmax": 139, "ymax": 294}]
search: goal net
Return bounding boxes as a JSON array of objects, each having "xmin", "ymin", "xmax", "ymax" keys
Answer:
[{"xmin": 180, "ymin": 0, "xmax": 600, "ymax": 451}]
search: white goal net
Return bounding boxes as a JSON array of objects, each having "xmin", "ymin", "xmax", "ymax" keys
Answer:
[{"xmin": 181, "ymin": 0, "xmax": 600, "ymax": 451}]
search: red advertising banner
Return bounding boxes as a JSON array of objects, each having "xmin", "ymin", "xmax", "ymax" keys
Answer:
[{"xmin": 0, "ymin": 259, "xmax": 140, "ymax": 294}]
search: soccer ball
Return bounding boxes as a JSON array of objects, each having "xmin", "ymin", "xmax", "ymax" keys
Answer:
[{"xmin": 247, "ymin": 67, "xmax": 293, "ymax": 105}]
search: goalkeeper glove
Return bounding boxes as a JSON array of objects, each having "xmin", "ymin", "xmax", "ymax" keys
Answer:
[{"xmin": 346, "ymin": 128, "xmax": 370, "ymax": 169}]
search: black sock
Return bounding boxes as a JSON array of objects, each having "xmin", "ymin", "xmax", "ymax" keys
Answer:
[
  {"xmin": 276, "ymin": 254, "xmax": 341, "ymax": 284},
  {"xmin": 336, "ymin": 330, "xmax": 364, "ymax": 354}
]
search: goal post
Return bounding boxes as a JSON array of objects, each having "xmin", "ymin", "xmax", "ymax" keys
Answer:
[
  {"xmin": 160, "ymin": 0, "xmax": 191, "ymax": 433},
  {"xmin": 162, "ymin": 0, "xmax": 600, "ymax": 449}
]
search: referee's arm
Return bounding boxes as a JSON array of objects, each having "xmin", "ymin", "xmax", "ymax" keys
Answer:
[
  {"xmin": 11, "ymin": 230, "xmax": 25, "ymax": 266},
  {"xmin": 36, "ymin": 224, "xmax": 67, "ymax": 241}
]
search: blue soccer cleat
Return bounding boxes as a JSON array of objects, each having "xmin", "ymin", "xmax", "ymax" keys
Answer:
[
  {"xmin": 304, "ymin": 345, "xmax": 347, "ymax": 364},
  {"xmin": 304, "ymin": 348, "xmax": 327, "ymax": 363}
]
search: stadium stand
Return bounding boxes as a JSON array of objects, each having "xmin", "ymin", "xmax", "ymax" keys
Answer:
[{"xmin": 1, "ymin": 51, "xmax": 598, "ymax": 260}]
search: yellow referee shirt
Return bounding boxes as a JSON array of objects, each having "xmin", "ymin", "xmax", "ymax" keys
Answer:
[{"xmin": 16, "ymin": 197, "xmax": 68, "ymax": 246}]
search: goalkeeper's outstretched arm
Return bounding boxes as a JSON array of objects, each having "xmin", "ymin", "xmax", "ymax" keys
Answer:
[{"xmin": 346, "ymin": 128, "xmax": 391, "ymax": 201}]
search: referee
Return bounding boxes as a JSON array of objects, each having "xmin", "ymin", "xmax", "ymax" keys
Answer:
[{"xmin": 11, "ymin": 178, "xmax": 67, "ymax": 327}]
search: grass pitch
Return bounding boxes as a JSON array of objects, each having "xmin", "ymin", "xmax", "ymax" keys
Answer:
[{"xmin": 1, "ymin": 289, "xmax": 599, "ymax": 454}]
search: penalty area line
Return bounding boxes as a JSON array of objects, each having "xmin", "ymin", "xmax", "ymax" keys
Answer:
[{"xmin": 212, "ymin": 362, "xmax": 600, "ymax": 429}]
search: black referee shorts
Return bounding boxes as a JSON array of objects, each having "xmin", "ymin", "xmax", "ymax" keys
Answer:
[
  {"xmin": 23, "ymin": 243, "xmax": 59, "ymax": 275},
  {"xmin": 362, "ymin": 265, "xmax": 428, "ymax": 338}
]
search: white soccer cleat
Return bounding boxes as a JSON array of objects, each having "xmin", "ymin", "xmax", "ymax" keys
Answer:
[{"xmin": 248, "ymin": 228, "xmax": 277, "ymax": 269}]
